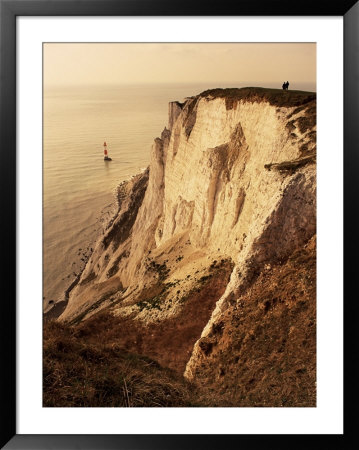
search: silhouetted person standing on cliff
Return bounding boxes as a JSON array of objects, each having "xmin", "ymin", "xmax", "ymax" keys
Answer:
[{"xmin": 282, "ymin": 81, "xmax": 290, "ymax": 91}]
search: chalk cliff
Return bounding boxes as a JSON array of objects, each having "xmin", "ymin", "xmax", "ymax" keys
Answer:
[{"xmin": 58, "ymin": 87, "xmax": 316, "ymax": 405}]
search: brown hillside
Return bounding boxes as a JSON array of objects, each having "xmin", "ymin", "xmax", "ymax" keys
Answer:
[{"xmin": 189, "ymin": 236, "xmax": 316, "ymax": 407}]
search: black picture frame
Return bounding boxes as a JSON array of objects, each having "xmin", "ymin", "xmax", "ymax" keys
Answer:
[{"xmin": 1, "ymin": 1, "xmax": 357, "ymax": 448}]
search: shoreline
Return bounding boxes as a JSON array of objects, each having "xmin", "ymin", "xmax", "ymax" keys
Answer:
[
  {"xmin": 43, "ymin": 205, "xmax": 116, "ymax": 322},
  {"xmin": 43, "ymin": 170, "xmax": 147, "ymax": 322}
]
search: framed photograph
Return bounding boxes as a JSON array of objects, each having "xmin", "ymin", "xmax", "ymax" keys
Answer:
[{"xmin": 1, "ymin": 0, "xmax": 357, "ymax": 448}]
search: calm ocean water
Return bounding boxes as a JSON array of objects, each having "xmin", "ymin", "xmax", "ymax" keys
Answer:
[{"xmin": 43, "ymin": 81, "xmax": 316, "ymax": 307}]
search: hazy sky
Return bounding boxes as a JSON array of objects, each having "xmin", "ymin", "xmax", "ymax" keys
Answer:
[{"xmin": 44, "ymin": 43, "xmax": 316, "ymax": 87}]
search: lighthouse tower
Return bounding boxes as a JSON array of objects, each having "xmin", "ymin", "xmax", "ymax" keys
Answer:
[{"xmin": 103, "ymin": 141, "xmax": 112, "ymax": 161}]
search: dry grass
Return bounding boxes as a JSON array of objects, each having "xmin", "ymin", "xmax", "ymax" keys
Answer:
[
  {"xmin": 199, "ymin": 87, "xmax": 316, "ymax": 110},
  {"xmin": 190, "ymin": 236, "xmax": 317, "ymax": 407},
  {"xmin": 43, "ymin": 318, "xmax": 199, "ymax": 407},
  {"xmin": 264, "ymin": 154, "xmax": 316, "ymax": 174},
  {"xmin": 44, "ymin": 241, "xmax": 315, "ymax": 407}
]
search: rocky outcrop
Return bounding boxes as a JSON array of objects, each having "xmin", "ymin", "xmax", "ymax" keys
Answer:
[{"xmin": 59, "ymin": 87, "xmax": 316, "ymax": 404}]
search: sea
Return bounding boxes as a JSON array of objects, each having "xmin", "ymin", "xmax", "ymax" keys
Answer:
[{"xmin": 43, "ymin": 81, "xmax": 316, "ymax": 309}]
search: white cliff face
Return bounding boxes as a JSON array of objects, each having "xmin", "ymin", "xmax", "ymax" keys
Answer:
[
  {"xmin": 60, "ymin": 87, "xmax": 316, "ymax": 375},
  {"xmin": 184, "ymin": 162, "xmax": 316, "ymax": 379},
  {"xmin": 160, "ymin": 99, "xmax": 299, "ymax": 255}
]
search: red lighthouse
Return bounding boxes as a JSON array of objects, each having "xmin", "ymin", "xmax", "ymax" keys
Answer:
[{"xmin": 103, "ymin": 141, "xmax": 112, "ymax": 161}]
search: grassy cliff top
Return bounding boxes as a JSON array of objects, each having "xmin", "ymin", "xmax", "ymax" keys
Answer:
[{"xmin": 197, "ymin": 87, "xmax": 316, "ymax": 109}]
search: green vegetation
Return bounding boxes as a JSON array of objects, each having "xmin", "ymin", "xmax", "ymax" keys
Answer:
[
  {"xmin": 137, "ymin": 295, "xmax": 163, "ymax": 311},
  {"xmin": 136, "ymin": 279, "xmax": 179, "ymax": 311},
  {"xmin": 145, "ymin": 258, "xmax": 170, "ymax": 281}
]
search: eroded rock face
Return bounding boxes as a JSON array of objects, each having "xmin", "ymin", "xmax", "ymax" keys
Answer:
[
  {"xmin": 59, "ymin": 169, "xmax": 150, "ymax": 322},
  {"xmin": 59, "ymin": 88, "xmax": 316, "ymax": 403}
]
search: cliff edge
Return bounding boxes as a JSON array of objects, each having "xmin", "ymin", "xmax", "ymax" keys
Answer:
[{"xmin": 57, "ymin": 87, "xmax": 316, "ymax": 406}]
